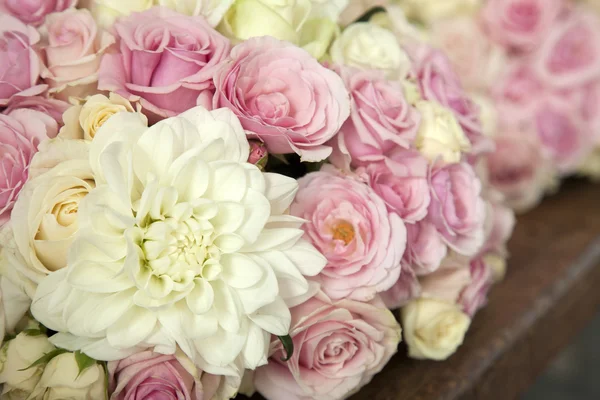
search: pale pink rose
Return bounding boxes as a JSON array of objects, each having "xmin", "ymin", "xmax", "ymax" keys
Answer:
[
  {"xmin": 214, "ymin": 37, "xmax": 350, "ymax": 162},
  {"xmin": 534, "ymin": 9, "xmax": 600, "ymax": 89},
  {"xmin": 428, "ymin": 162, "xmax": 486, "ymax": 256},
  {"xmin": 0, "ymin": 0, "xmax": 76, "ymax": 27},
  {"xmin": 328, "ymin": 67, "xmax": 420, "ymax": 168},
  {"xmin": 380, "ymin": 263, "xmax": 421, "ymax": 309},
  {"xmin": 430, "ymin": 16, "xmax": 507, "ymax": 92},
  {"xmin": 574, "ymin": 81, "xmax": 600, "ymax": 144},
  {"xmin": 493, "ymin": 60, "xmax": 545, "ymax": 124},
  {"xmin": 0, "ymin": 109, "xmax": 59, "ymax": 226},
  {"xmin": 403, "ymin": 220, "xmax": 447, "ymax": 275},
  {"xmin": 481, "ymin": 0, "xmax": 565, "ymax": 52},
  {"xmin": 108, "ymin": 350, "xmax": 236, "ymax": 400},
  {"xmin": 291, "ymin": 169, "xmax": 406, "ymax": 301},
  {"xmin": 411, "ymin": 45, "xmax": 490, "ymax": 155},
  {"xmin": 339, "ymin": 0, "xmax": 389, "ymax": 26},
  {"xmin": 358, "ymin": 149, "xmax": 430, "ymax": 223},
  {"xmin": 458, "ymin": 257, "xmax": 493, "ymax": 317},
  {"xmin": 255, "ymin": 292, "xmax": 401, "ymax": 400},
  {"xmin": 4, "ymin": 96, "xmax": 69, "ymax": 126},
  {"xmin": 99, "ymin": 7, "xmax": 230, "ymax": 121},
  {"xmin": 0, "ymin": 15, "xmax": 47, "ymax": 106},
  {"xmin": 534, "ymin": 96, "xmax": 589, "ymax": 173},
  {"xmin": 485, "ymin": 127, "xmax": 552, "ymax": 211},
  {"xmin": 39, "ymin": 8, "xmax": 114, "ymax": 100},
  {"xmin": 480, "ymin": 196, "xmax": 516, "ymax": 257},
  {"xmin": 419, "ymin": 255, "xmax": 472, "ymax": 304}
]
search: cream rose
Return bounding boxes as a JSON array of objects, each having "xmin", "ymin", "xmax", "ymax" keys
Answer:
[
  {"xmin": 59, "ymin": 93, "xmax": 144, "ymax": 141},
  {"xmin": 27, "ymin": 353, "xmax": 107, "ymax": 400},
  {"xmin": 89, "ymin": 0, "xmax": 154, "ymax": 28},
  {"xmin": 8, "ymin": 138, "xmax": 93, "ymax": 283},
  {"xmin": 484, "ymin": 253, "xmax": 507, "ymax": 283},
  {"xmin": 330, "ymin": 22, "xmax": 411, "ymax": 79},
  {"xmin": 0, "ymin": 330, "xmax": 56, "ymax": 398},
  {"xmin": 402, "ymin": 298, "xmax": 471, "ymax": 360},
  {"xmin": 414, "ymin": 100, "xmax": 472, "ymax": 163},
  {"xmin": 156, "ymin": 0, "xmax": 235, "ymax": 26},
  {"xmin": 0, "ymin": 275, "xmax": 31, "ymax": 343},
  {"xmin": 401, "ymin": 0, "xmax": 481, "ymax": 24},
  {"xmin": 219, "ymin": 0, "xmax": 342, "ymax": 59}
]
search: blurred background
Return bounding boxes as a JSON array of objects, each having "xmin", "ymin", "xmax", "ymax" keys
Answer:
[{"xmin": 523, "ymin": 313, "xmax": 600, "ymax": 399}]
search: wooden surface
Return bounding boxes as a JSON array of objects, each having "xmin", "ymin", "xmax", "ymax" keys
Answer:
[{"xmin": 244, "ymin": 179, "xmax": 600, "ymax": 400}]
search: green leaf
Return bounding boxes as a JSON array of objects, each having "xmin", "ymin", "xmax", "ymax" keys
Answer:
[
  {"xmin": 18, "ymin": 348, "xmax": 68, "ymax": 371},
  {"xmin": 277, "ymin": 335, "xmax": 294, "ymax": 362},
  {"xmin": 22, "ymin": 329, "xmax": 45, "ymax": 337},
  {"xmin": 74, "ymin": 351, "xmax": 97, "ymax": 378}
]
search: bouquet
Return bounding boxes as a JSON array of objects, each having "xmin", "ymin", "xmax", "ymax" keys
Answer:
[{"xmin": 0, "ymin": 1, "xmax": 514, "ymax": 399}]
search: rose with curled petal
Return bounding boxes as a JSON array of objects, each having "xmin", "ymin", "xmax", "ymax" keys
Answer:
[
  {"xmin": 31, "ymin": 106, "xmax": 327, "ymax": 379},
  {"xmin": 99, "ymin": 7, "xmax": 230, "ymax": 121},
  {"xmin": 411, "ymin": 45, "xmax": 490, "ymax": 155},
  {"xmin": 4, "ymin": 96, "xmax": 69, "ymax": 127},
  {"xmin": 534, "ymin": 9, "xmax": 600, "ymax": 89},
  {"xmin": 428, "ymin": 162, "xmax": 486, "ymax": 256},
  {"xmin": 533, "ymin": 96, "xmax": 590, "ymax": 174},
  {"xmin": 418, "ymin": 253, "xmax": 471, "ymax": 304},
  {"xmin": 39, "ymin": 8, "xmax": 115, "ymax": 100},
  {"xmin": 290, "ymin": 168, "xmax": 406, "ymax": 301},
  {"xmin": 254, "ymin": 292, "xmax": 401, "ymax": 400},
  {"xmin": 481, "ymin": 0, "xmax": 564, "ymax": 52},
  {"xmin": 0, "ymin": 109, "xmax": 60, "ymax": 227},
  {"xmin": 0, "ymin": 15, "xmax": 47, "ymax": 106},
  {"xmin": 328, "ymin": 66, "xmax": 420, "ymax": 169},
  {"xmin": 458, "ymin": 257, "xmax": 493, "ymax": 317},
  {"xmin": 0, "ymin": 0, "xmax": 76, "ymax": 27},
  {"xmin": 213, "ymin": 36, "xmax": 350, "ymax": 162},
  {"xmin": 108, "ymin": 349, "xmax": 240, "ymax": 400},
  {"xmin": 359, "ymin": 149, "xmax": 430, "ymax": 223}
]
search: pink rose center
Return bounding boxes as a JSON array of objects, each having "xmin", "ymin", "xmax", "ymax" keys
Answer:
[
  {"xmin": 507, "ymin": 3, "xmax": 540, "ymax": 32},
  {"xmin": 331, "ymin": 221, "xmax": 355, "ymax": 246},
  {"xmin": 548, "ymin": 25, "xmax": 595, "ymax": 74},
  {"xmin": 254, "ymin": 92, "xmax": 290, "ymax": 120},
  {"xmin": 535, "ymin": 107, "xmax": 578, "ymax": 160}
]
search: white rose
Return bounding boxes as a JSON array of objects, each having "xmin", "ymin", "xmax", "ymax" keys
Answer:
[
  {"xmin": 28, "ymin": 353, "xmax": 107, "ymax": 400},
  {"xmin": 0, "ymin": 276, "xmax": 31, "ymax": 343},
  {"xmin": 414, "ymin": 100, "xmax": 472, "ymax": 164},
  {"xmin": 401, "ymin": 298, "xmax": 471, "ymax": 361},
  {"xmin": 401, "ymin": 0, "xmax": 481, "ymax": 24},
  {"xmin": 330, "ymin": 22, "xmax": 411, "ymax": 79},
  {"xmin": 59, "ymin": 93, "xmax": 145, "ymax": 141},
  {"xmin": 155, "ymin": 0, "xmax": 235, "ymax": 26},
  {"xmin": 8, "ymin": 139, "xmax": 93, "ymax": 282},
  {"xmin": 90, "ymin": 0, "xmax": 154, "ymax": 28},
  {"xmin": 0, "ymin": 331, "xmax": 56, "ymax": 398}
]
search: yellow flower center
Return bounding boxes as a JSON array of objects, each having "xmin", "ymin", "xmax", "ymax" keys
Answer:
[{"xmin": 332, "ymin": 221, "xmax": 355, "ymax": 245}]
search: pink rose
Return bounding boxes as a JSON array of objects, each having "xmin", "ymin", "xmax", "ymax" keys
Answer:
[
  {"xmin": 481, "ymin": 0, "xmax": 564, "ymax": 52},
  {"xmin": 480, "ymin": 195, "xmax": 516, "ymax": 257},
  {"xmin": 291, "ymin": 168, "xmax": 406, "ymax": 301},
  {"xmin": 328, "ymin": 67, "xmax": 420, "ymax": 169},
  {"xmin": 575, "ymin": 81, "xmax": 600, "ymax": 144},
  {"xmin": 359, "ymin": 149, "xmax": 430, "ymax": 223},
  {"xmin": 430, "ymin": 16, "xmax": 507, "ymax": 92},
  {"xmin": 534, "ymin": 96, "xmax": 589, "ymax": 173},
  {"xmin": 428, "ymin": 162, "xmax": 486, "ymax": 256},
  {"xmin": 0, "ymin": 15, "xmax": 47, "ymax": 106},
  {"xmin": 0, "ymin": 0, "xmax": 76, "ymax": 27},
  {"xmin": 458, "ymin": 258, "xmax": 493, "ymax": 317},
  {"xmin": 403, "ymin": 220, "xmax": 447, "ymax": 275},
  {"xmin": 534, "ymin": 10, "xmax": 600, "ymax": 89},
  {"xmin": 254, "ymin": 292, "xmax": 401, "ymax": 400},
  {"xmin": 411, "ymin": 45, "xmax": 490, "ymax": 155},
  {"xmin": 99, "ymin": 7, "xmax": 230, "ymax": 120},
  {"xmin": 0, "ymin": 109, "xmax": 59, "ymax": 226},
  {"xmin": 108, "ymin": 350, "xmax": 238, "ymax": 400},
  {"xmin": 419, "ymin": 255, "xmax": 472, "ymax": 304},
  {"xmin": 39, "ymin": 8, "xmax": 114, "ymax": 100},
  {"xmin": 493, "ymin": 60, "xmax": 545, "ymax": 124},
  {"xmin": 213, "ymin": 37, "xmax": 350, "ymax": 162},
  {"xmin": 485, "ymin": 127, "xmax": 552, "ymax": 211},
  {"xmin": 380, "ymin": 263, "xmax": 421, "ymax": 309},
  {"xmin": 4, "ymin": 96, "xmax": 69, "ymax": 126}
]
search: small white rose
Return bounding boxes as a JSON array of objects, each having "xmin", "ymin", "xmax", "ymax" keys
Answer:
[
  {"xmin": 330, "ymin": 22, "xmax": 411, "ymax": 79},
  {"xmin": 0, "ymin": 331, "xmax": 56, "ymax": 398},
  {"xmin": 89, "ymin": 0, "xmax": 154, "ymax": 28},
  {"xmin": 414, "ymin": 100, "xmax": 472, "ymax": 164},
  {"xmin": 401, "ymin": 298, "xmax": 471, "ymax": 361},
  {"xmin": 28, "ymin": 353, "xmax": 107, "ymax": 400}
]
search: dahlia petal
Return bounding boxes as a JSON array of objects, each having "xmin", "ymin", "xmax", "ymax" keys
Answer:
[
  {"xmin": 186, "ymin": 278, "xmax": 214, "ymax": 314},
  {"xmin": 249, "ymin": 296, "xmax": 291, "ymax": 336},
  {"xmin": 107, "ymin": 306, "xmax": 158, "ymax": 348}
]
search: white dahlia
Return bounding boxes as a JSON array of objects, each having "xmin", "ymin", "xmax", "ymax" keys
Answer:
[{"xmin": 31, "ymin": 107, "xmax": 326, "ymax": 377}]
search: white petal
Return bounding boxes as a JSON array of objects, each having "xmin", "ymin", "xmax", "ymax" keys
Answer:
[
  {"xmin": 235, "ymin": 256, "xmax": 279, "ymax": 315},
  {"xmin": 107, "ymin": 306, "xmax": 157, "ymax": 348},
  {"xmin": 242, "ymin": 322, "xmax": 269, "ymax": 369},
  {"xmin": 212, "ymin": 202, "xmax": 245, "ymax": 234},
  {"xmin": 31, "ymin": 269, "xmax": 70, "ymax": 332},
  {"xmin": 68, "ymin": 260, "xmax": 134, "ymax": 293},
  {"xmin": 249, "ymin": 296, "xmax": 291, "ymax": 336},
  {"xmin": 212, "ymin": 280, "xmax": 242, "ymax": 333},
  {"xmin": 206, "ymin": 161, "xmax": 247, "ymax": 202},
  {"xmin": 236, "ymin": 188, "xmax": 271, "ymax": 244},
  {"xmin": 83, "ymin": 289, "xmax": 136, "ymax": 334},
  {"xmin": 282, "ymin": 239, "xmax": 327, "ymax": 277},
  {"xmin": 263, "ymin": 173, "xmax": 298, "ymax": 215},
  {"xmin": 194, "ymin": 326, "xmax": 247, "ymax": 368},
  {"xmin": 50, "ymin": 334, "xmax": 144, "ymax": 361},
  {"xmin": 213, "ymin": 233, "xmax": 245, "ymax": 254},
  {"xmin": 186, "ymin": 278, "xmax": 214, "ymax": 314},
  {"xmin": 221, "ymin": 253, "xmax": 264, "ymax": 289},
  {"xmin": 170, "ymin": 156, "xmax": 210, "ymax": 203},
  {"xmin": 242, "ymin": 228, "xmax": 303, "ymax": 252}
]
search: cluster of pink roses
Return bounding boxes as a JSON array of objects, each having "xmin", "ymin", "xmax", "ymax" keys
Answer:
[
  {"xmin": 0, "ymin": 2, "xmax": 516, "ymax": 400},
  {"xmin": 429, "ymin": 0, "xmax": 600, "ymax": 211}
]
